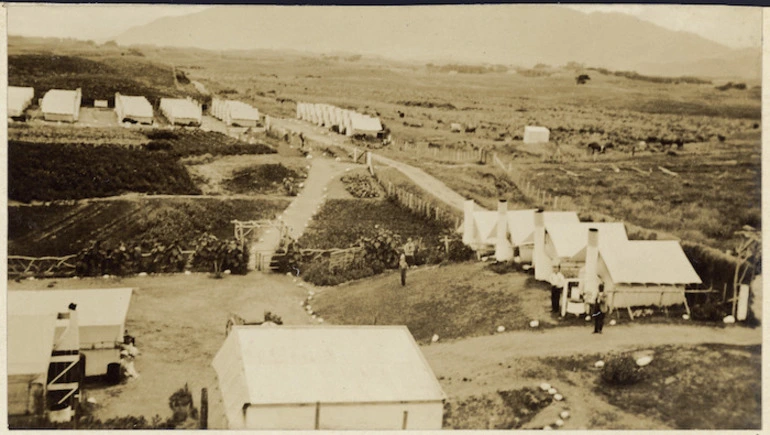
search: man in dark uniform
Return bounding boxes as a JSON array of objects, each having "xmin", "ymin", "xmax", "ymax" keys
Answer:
[{"xmin": 592, "ymin": 285, "xmax": 608, "ymax": 334}]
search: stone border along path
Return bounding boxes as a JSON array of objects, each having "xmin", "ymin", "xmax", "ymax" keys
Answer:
[
  {"xmin": 248, "ymin": 156, "xmax": 353, "ymax": 271},
  {"xmin": 270, "ymin": 117, "xmax": 476, "ymax": 213}
]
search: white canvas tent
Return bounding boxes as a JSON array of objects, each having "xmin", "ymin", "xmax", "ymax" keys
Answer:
[
  {"xmin": 523, "ymin": 126, "xmax": 550, "ymax": 143},
  {"xmin": 8, "ymin": 314, "xmax": 58, "ymax": 417},
  {"xmin": 595, "ymin": 240, "xmax": 702, "ymax": 310},
  {"xmin": 213, "ymin": 325, "xmax": 446, "ymax": 430},
  {"xmin": 41, "ymin": 88, "xmax": 82, "ymax": 122},
  {"xmin": 8, "ymin": 86, "xmax": 34, "ymax": 118},
  {"xmin": 542, "ymin": 222, "xmax": 629, "ymax": 278},
  {"xmin": 160, "ymin": 97, "xmax": 202, "ymax": 126},
  {"xmin": 461, "ymin": 200, "xmax": 579, "ymax": 260},
  {"xmin": 8, "ymin": 288, "xmax": 133, "ymax": 377},
  {"xmin": 115, "ymin": 93, "xmax": 154, "ymax": 125}
]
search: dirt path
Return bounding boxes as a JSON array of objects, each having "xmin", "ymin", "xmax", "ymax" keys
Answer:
[
  {"xmin": 422, "ymin": 323, "xmax": 761, "ymax": 376},
  {"xmin": 248, "ymin": 157, "xmax": 352, "ymax": 269},
  {"xmin": 424, "ymin": 323, "xmax": 760, "ymax": 429},
  {"xmin": 270, "ymin": 117, "xmax": 474, "ymax": 212}
]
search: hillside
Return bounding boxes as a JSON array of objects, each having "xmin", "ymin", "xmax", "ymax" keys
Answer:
[{"xmin": 113, "ymin": 5, "xmax": 759, "ymax": 79}]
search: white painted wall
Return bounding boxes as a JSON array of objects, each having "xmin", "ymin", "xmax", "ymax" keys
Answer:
[{"xmin": 238, "ymin": 401, "xmax": 443, "ymax": 430}]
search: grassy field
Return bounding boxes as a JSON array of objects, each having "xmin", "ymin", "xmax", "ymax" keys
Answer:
[
  {"xmin": 8, "ymin": 198, "xmax": 290, "ymax": 256},
  {"xmin": 312, "ymin": 262, "xmax": 554, "ymax": 343},
  {"xmin": 518, "ymin": 137, "xmax": 761, "ymax": 251}
]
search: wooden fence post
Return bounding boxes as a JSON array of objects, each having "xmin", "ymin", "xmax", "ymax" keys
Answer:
[{"xmin": 200, "ymin": 388, "xmax": 208, "ymax": 429}]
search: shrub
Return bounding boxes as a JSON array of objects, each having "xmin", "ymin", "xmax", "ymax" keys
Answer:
[
  {"xmin": 689, "ymin": 298, "xmax": 729, "ymax": 322},
  {"xmin": 601, "ymin": 355, "xmax": 646, "ymax": 386},
  {"xmin": 341, "ymin": 173, "xmax": 380, "ymax": 198}
]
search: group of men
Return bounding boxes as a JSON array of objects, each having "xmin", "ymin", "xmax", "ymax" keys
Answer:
[{"xmin": 549, "ymin": 266, "xmax": 608, "ymax": 334}]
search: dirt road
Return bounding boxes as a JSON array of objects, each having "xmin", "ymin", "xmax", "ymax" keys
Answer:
[
  {"xmin": 424, "ymin": 323, "xmax": 761, "ymax": 429},
  {"xmin": 270, "ymin": 117, "xmax": 474, "ymax": 212}
]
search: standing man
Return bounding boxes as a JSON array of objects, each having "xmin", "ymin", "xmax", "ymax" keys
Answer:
[
  {"xmin": 550, "ymin": 265, "xmax": 565, "ymax": 314},
  {"xmin": 403, "ymin": 238, "xmax": 416, "ymax": 267},
  {"xmin": 592, "ymin": 285, "xmax": 607, "ymax": 334},
  {"xmin": 299, "ymin": 132, "xmax": 305, "ymax": 149},
  {"xmin": 399, "ymin": 253, "xmax": 408, "ymax": 287}
]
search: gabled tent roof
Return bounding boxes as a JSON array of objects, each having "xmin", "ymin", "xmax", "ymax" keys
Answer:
[
  {"xmin": 600, "ymin": 241, "xmax": 702, "ymax": 285},
  {"xmin": 41, "ymin": 89, "xmax": 79, "ymax": 115},
  {"xmin": 473, "ymin": 211, "xmax": 500, "ymax": 244},
  {"xmin": 161, "ymin": 98, "xmax": 201, "ymax": 119},
  {"xmin": 546, "ymin": 222, "xmax": 628, "ymax": 260},
  {"xmin": 228, "ymin": 101, "xmax": 259, "ymax": 120},
  {"xmin": 118, "ymin": 95, "xmax": 153, "ymax": 118},
  {"xmin": 350, "ymin": 115, "xmax": 383, "ymax": 133},
  {"xmin": 213, "ymin": 326, "xmax": 445, "ymax": 407},
  {"xmin": 8, "ymin": 288, "xmax": 133, "ymax": 327},
  {"xmin": 507, "ymin": 210, "xmax": 580, "ymax": 246},
  {"xmin": 8, "ymin": 314, "xmax": 58, "ymax": 377}
]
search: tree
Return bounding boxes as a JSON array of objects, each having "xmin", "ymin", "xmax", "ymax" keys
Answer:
[
  {"xmin": 191, "ymin": 233, "xmax": 230, "ymax": 277},
  {"xmin": 576, "ymin": 74, "xmax": 591, "ymax": 85}
]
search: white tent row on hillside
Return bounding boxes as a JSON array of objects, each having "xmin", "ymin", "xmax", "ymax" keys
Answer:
[
  {"xmin": 8, "ymin": 288, "xmax": 133, "ymax": 377},
  {"xmin": 211, "ymin": 97, "xmax": 260, "ymax": 127},
  {"xmin": 41, "ymin": 88, "xmax": 82, "ymax": 122},
  {"xmin": 8, "ymin": 86, "xmax": 35, "ymax": 118},
  {"xmin": 296, "ymin": 102, "xmax": 382, "ymax": 137},
  {"xmin": 160, "ymin": 97, "xmax": 202, "ymax": 126},
  {"xmin": 461, "ymin": 200, "xmax": 579, "ymax": 262},
  {"xmin": 115, "ymin": 93, "xmax": 154, "ymax": 125},
  {"xmin": 213, "ymin": 326, "xmax": 445, "ymax": 430}
]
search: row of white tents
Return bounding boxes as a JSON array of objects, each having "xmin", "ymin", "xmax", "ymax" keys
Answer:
[
  {"xmin": 462, "ymin": 200, "xmax": 702, "ymax": 314},
  {"xmin": 211, "ymin": 97, "xmax": 260, "ymax": 127},
  {"xmin": 296, "ymin": 102, "xmax": 383, "ymax": 137}
]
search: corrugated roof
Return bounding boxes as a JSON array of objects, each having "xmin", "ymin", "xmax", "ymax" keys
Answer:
[
  {"xmin": 601, "ymin": 241, "xmax": 702, "ymax": 285},
  {"xmin": 8, "ymin": 288, "xmax": 133, "ymax": 327},
  {"xmin": 118, "ymin": 95, "xmax": 153, "ymax": 118},
  {"xmin": 507, "ymin": 210, "xmax": 580, "ymax": 246},
  {"xmin": 213, "ymin": 326, "xmax": 445, "ymax": 406},
  {"xmin": 546, "ymin": 222, "xmax": 628, "ymax": 259},
  {"xmin": 8, "ymin": 314, "xmax": 58, "ymax": 376},
  {"xmin": 41, "ymin": 89, "xmax": 79, "ymax": 115}
]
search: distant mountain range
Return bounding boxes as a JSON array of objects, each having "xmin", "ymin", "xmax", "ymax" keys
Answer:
[{"xmin": 112, "ymin": 5, "xmax": 760, "ymax": 80}]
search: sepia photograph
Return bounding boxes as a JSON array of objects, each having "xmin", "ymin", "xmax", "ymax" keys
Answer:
[{"xmin": 3, "ymin": 3, "xmax": 763, "ymax": 430}]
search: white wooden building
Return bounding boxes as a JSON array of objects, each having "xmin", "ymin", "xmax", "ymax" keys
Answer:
[
  {"xmin": 213, "ymin": 325, "xmax": 446, "ymax": 430},
  {"xmin": 159, "ymin": 97, "xmax": 202, "ymax": 126},
  {"xmin": 523, "ymin": 126, "xmax": 550, "ymax": 143},
  {"xmin": 41, "ymin": 88, "xmax": 82, "ymax": 122},
  {"xmin": 115, "ymin": 93, "xmax": 154, "ymax": 125},
  {"xmin": 8, "ymin": 288, "xmax": 133, "ymax": 377}
]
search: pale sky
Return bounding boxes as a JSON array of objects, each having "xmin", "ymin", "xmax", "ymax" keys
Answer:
[{"xmin": 7, "ymin": 3, "xmax": 762, "ymax": 49}]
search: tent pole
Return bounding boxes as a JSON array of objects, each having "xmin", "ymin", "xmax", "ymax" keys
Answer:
[
  {"xmin": 402, "ymin": 410, "xmax": 409, "ymax": 430},
  {"xmin": 315, "ymin": 402, "xmax": 320, "ymax": 430}
]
